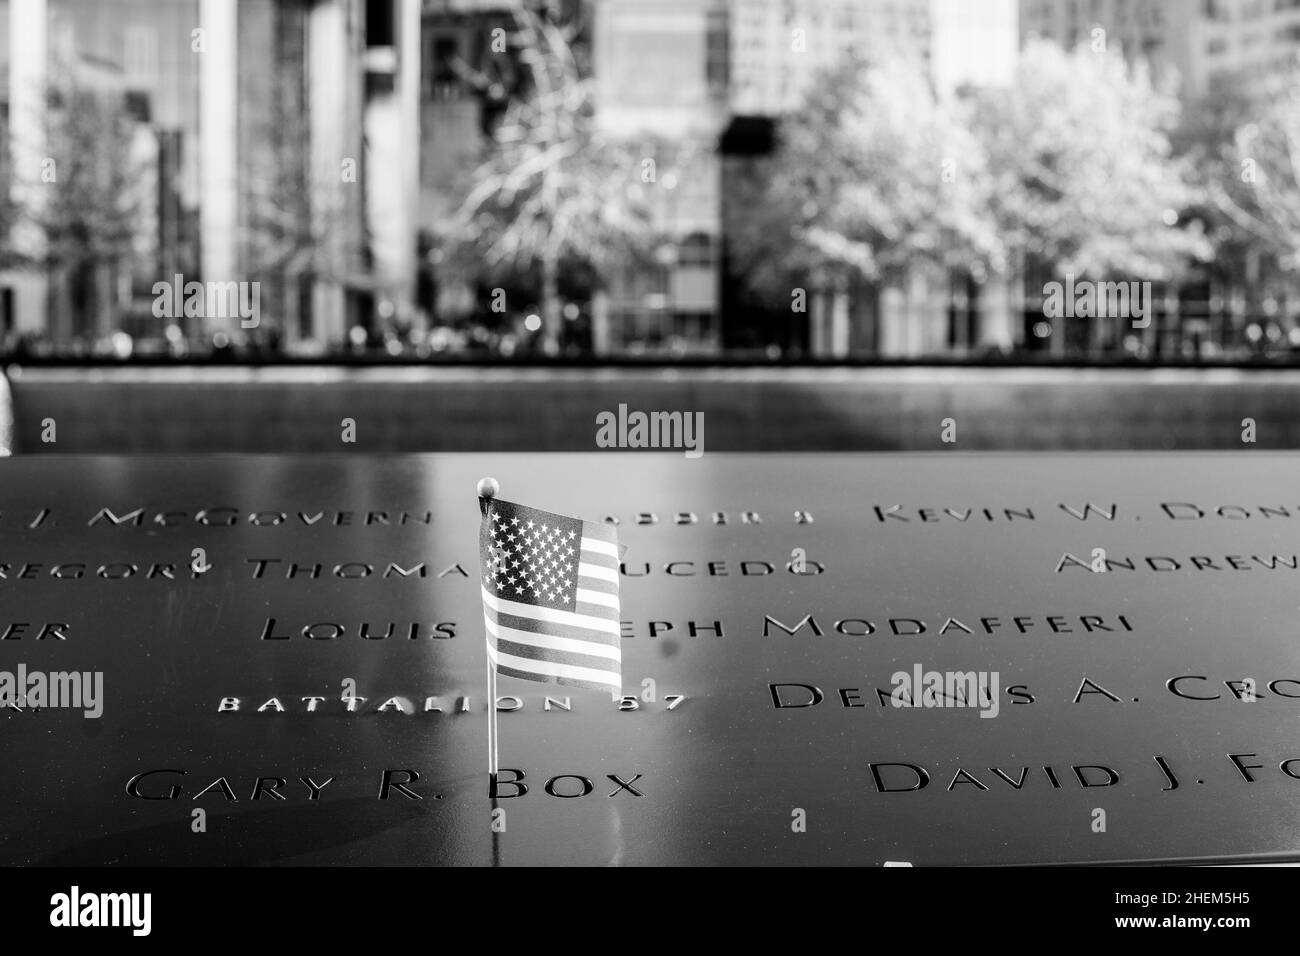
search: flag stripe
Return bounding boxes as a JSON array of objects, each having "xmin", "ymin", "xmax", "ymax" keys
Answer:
[
  {"xmin": 575, "ymin": 587, "xmax": 619, "ymax": 609},
  {"xmin": 488, "ymin": 642, "xmax": 620, "ymax": 689},
  {"xmin": 493, "ymin": 633, "xmax": 620, "ymax": 674},
  {"xmin": 581, "ymin": 521, "xmax": 618, "ymax": 544},
  {"xmin": 579, "ymin": 564, "xmax": 619, "ymax": 584},
  {"xmin": 493, "ymin": 608, "xmax": 620, "ymax": 648},
  {"xmin": 580, "ymin": 544, "xmax": 619, "ymax": 567},
  {"xmin": 492, "ymin": 660, "xmax": 616, "ymax": 693},
  {"xmin": 483, "ymin": 587, "xmax": 619, "ymax": 636},
  {"xmin": 486, "ymin": 614, "xmax": 620, "ymax": 656},
  {"xmin": 577, "ymin": 572, "xmax": 619, "ymax": 594},
  {"xmin": 575, "ymin": 603, "xmax": 620, "ymax": 622}
]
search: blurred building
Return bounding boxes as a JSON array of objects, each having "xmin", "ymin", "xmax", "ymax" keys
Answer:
[
  {"xmin": 0, "ymin": 0, "xmax": 44, "ymax": 342},
  {"xmin": 420, "ymin": 0, "xmax": 528, "ymax": 230},
  {"xmin": 931, "ymin": 0, "xmax": 1020, "ymax": 95},
  {"xmin": 584, "ymin": 0, "xmax": 1020, "ymax": 357},
  {"xmin": 1020, "ymin": 0, "xmax": 1300, "ymax": 96},
  {"xmin": 0, "ymin": 0, "xmax": 418, "ymax": 353},
  {"xmin": 4, "ymin": 0, "xmax": 1029, "ymax": 358},
  {"xmin": 730, "ymin": 0, "xmax": 931, "ymax": 116},
  {"xmin": 419, "ymin": 0, "xmax": 590, "ymax": 345},
  {"xmin": 591, "ymin": 0, "xmax": 728, "ymax": 355},
  {"xmin": 419, "ymin": 0, "xmax": 727, "ymax": 356},
  {"xmin": 26, "ymin": 1, "xmax": 1283, "ymax": 361}
]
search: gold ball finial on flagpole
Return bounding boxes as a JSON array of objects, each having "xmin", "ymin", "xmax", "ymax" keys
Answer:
[{"xmin": 477, "ymin": 477, "xmax": 500, "ymax": 499}]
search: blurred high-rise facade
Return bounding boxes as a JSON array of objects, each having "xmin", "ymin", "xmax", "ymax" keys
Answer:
[
  {"xmin": 1021, "ymin": 0, "xmax": 1300, "ymax": 97},
  {"xmin": 420, "ymin": 0, "xmax": 1020, "ymax": 357},
  {"xmin": 729, "ymin": 0, "xmax": 931, "ymax": 116},
  {"xmin": 1, "ymin": 0, "xmax": 412, "ymax": 352},
  {"xmin": 2, "ymin": 0, "xmax": 1288, "ymax": 359},
  {"xmin": 589, "ymin": 0, "xmax": 727, "ymax": 354},
  {"xmin": 0, "ymin": 0, "xmax": 1026, "ymax": 358},
  {"xmin": 590, "ymin": 0, "xmax": 1021, "ymax": 356}
]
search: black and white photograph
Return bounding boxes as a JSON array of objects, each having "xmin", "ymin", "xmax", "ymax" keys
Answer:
[{"xmin": 0, "ymin": 0, "xmax": 1293, "ymax": 938}]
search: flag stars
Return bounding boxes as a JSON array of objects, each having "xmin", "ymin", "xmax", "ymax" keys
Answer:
[{"xmin": 486, "ymin": 507, "xmax": 583, "ymax": 608}]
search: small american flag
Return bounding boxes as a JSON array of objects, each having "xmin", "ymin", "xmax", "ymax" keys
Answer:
[{"xmin": 479, "ymin": 496, "xmax": 621, "ymax": 694}]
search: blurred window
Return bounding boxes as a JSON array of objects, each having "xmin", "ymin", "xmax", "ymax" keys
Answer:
[
  {"xmin": 679, "ymin": 234, "xmax": 715, "ymax": 268},
  {"xmin": 428, "ymin": 34, "xmax": 462, "ymax": 100},
  {"xmin": 366, "ymin": 0, "xmax": 395, "ymax": 47},
  {"xmin": 706, "ymin": 8, "xmax": 728, "ymax": 93},
  {"xmin": 123, "ymin": 26, "xmax": 159, "ymax": 81}
]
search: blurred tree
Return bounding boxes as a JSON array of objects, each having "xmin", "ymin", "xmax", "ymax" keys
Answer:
[
  {"xmin": 728, "ymin": 54, "xmax": 1004, "ymax": 308},
  {"xmin": 0, "ymin": 112, "xmax": 26, "ymax": 272},
  {"xmin": 974, "ymin": 42, "xmax": 1207, "ymax": 276},
  {"xmin": 1172, "ymin": 71, "xmax": 1282, "ymax": 357},
  {"xmin": 35, "ymin": 65, "xmax": 143, "ymax": 342},
  {"xmin": 239, "ymin": 52, "xmax": 355, "ymax": 348},
  {"xmin": 442, "ymin": 5, "xmax": 677, "ymax": 354},
  {"xmin": 1199, "ymin": 62, "xmax": 1300, "ymax": 270},
  {"xmin": 971, "ymin": 41, "xmax": 1209, "ymax": 353}
]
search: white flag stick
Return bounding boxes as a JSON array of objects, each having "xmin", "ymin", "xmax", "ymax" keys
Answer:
[{"xmin": 478, "ymin": 477, "xmax": 502, "ymax": 779}]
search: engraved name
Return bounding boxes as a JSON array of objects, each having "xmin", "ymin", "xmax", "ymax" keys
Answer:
[
  {"xmin": 1055, "ymin": 553, "xmax": 1298, "ymax": 572},
  {"xmin": 761, "ymin": 613, "xmax": 1135, "ymax": 636}
]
